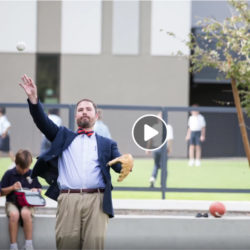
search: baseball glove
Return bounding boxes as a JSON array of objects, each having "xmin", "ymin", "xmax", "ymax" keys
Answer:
[{"xmin": 107, "ymin": 154, "xmax": 134, "ymax": 182}]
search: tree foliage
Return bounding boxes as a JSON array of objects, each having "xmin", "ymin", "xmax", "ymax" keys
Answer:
[{"xmin": 169, "ymin": 0, "xmax": 250, "ymax": 115}]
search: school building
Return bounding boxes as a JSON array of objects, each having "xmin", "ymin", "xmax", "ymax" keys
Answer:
[{"xmin": 0, "ymin": 1, "xmax": 248, "ymax": 157}]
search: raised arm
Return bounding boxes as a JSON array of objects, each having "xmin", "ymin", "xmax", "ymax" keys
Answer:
[
  {"xmin": 19, "ymin": 74, "xmax": 38, "ymax": 104},
  {"xmin": 19, "ymin": 74, "xmax": 59, "ymax": 141}
]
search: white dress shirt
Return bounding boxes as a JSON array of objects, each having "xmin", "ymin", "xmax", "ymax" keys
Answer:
[{"xmin": 57, "ymin": 133, "xmax": 105, "ymax": 189}]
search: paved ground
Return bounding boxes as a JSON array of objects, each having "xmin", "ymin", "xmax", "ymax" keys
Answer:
[
  {"xmin": 1, "ymin": 196, "xmax": 250, "ymax": 216},
  {"xmin": 1, "ymin": 197, "xmax": 250, "ymax": 249}
]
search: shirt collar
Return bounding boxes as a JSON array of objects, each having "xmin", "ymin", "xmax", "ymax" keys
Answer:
[{"xmin": 12, "ymin": 167, "xmax": 31, "ymax": 177}]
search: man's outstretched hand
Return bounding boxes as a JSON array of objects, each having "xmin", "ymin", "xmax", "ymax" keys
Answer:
[
  {"xmin": 107, "ymin": 154, "xmax": 134, "ymax": 182},
  {"xmin": 19, "ymin": 74, "xmax": 38, "ymax": 104}
]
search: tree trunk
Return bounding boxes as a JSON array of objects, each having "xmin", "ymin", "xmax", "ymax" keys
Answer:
[{"xmin": 231, "ymin": 77, "xmax": 250, "ymax": 166}]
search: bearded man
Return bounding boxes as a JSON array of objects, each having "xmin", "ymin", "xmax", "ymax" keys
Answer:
[{"xmin": 19, "ymin": 74, "xmax": 133, "ymax": 250}]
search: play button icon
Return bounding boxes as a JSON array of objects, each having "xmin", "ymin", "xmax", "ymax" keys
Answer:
[
  {"xmin": 132, "ymin": 114, "xmax": 168, "ymax": 151},
  {"xmin": 144, "ymin": 124, "xmax": 159, "ymax": 141}
]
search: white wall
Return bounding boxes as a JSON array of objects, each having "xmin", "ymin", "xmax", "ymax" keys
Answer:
[
  {"xmin": 151, "ymin": 0, "xmax": 191, "ymax": 56},
  {"xmin": 0, "ymin": 0, "xmax": 37, "ymax": 53},
  {"xmin": 1, "ymin": 215, "xmax": 250, "ymax": 249},
  {"xmin": 61, "ymin": 0, "xmax": 102, "ymax": 54}
]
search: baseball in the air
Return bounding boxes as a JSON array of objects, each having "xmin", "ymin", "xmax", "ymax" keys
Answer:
[{"xmin": 16, "ymin": 41, "xmax": 26, "ymax": 52}]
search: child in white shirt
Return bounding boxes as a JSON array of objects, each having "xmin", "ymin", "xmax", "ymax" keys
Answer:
[{"xmin": 185, "ymin": 105, "xmax": 206, "ymax": 166}]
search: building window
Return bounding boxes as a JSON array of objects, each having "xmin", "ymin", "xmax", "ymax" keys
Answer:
[{"xmin": 36, "ymin": 54, "xmax": 60, "ymax": 103}]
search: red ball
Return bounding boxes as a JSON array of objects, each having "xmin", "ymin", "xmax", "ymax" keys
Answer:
[{"xmin": 209, "ymin": 202, "xmax": 226, "ymax": 217}]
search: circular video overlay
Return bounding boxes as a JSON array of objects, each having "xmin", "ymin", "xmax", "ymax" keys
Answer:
[{"xmin": 132, "ymin": 114, "xmax": 168, "ymax": 151}]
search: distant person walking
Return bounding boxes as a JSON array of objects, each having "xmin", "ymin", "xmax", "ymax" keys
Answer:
[
  {"xmin": 147, "ymin": 113, "xmax": 174, "ymax": 188},
  {"xmin": 94, "ymin": 109, "xmax": 112, "ymax": 139},
  {"xmin": 40, "ymin": 108, "xmax": 62, "ymax": 154},
  {"xmin": 185, "ymin": 104, "xmax": 206, "ymax": 166},
  {"xmin": 0, "ymin": 107, "xmax": 15, "ymax": 163}
]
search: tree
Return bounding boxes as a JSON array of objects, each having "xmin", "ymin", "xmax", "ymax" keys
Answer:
[{"xmin": 168, "ymin": 0, "xmax": 250, "ymax": 165}]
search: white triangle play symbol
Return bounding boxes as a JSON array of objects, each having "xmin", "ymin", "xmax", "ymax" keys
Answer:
[{"xmin": 144, "ymin": 124, "xmax": 159, "ymax": 142}]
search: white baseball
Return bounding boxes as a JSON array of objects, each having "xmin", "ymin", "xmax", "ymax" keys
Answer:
[{"xmin": 16, "ymin": 41, "xmax": 26, "ymax": 52}]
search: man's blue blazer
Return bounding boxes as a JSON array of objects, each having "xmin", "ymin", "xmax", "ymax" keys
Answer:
[{"xmin": 28, "ymin": 100, "xmax": 122, "ymax": 218}]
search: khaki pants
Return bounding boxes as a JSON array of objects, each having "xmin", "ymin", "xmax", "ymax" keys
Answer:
[{"xmin": 56, "ymin": 192, "xmax": 108, "ymax": 250}]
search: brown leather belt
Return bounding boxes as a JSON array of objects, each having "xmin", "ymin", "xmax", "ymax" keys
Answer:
[{"xmin": 60, "ymin": 188, "xmax": 105, "ymax": 194}]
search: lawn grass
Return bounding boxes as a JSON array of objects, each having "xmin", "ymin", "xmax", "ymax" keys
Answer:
[
  {"xmin": 111, "ymin": 158, "xmax": 250, "ymax": 200},
  {"xmin": 1, "ymin": 157, "xmax": 250, "ymax": 201}
]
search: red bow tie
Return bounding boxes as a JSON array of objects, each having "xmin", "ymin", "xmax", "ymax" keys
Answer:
[{"xmin": 77, "ymin": 128, "xmax": 94, "ymax": 137}]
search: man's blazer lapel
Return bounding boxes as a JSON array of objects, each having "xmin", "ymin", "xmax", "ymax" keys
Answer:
[
  {"xmin": 96, "ymin": 134, "xmax": 104, "ymax": 163},
  {"xmin": 96, "ymin": 134, "xmax": 110, "ymax": 177}
]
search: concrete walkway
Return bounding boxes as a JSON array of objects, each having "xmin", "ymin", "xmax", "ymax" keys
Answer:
[
  {"xmin": 113, "ymin": 199, "xmax": 250, "ymax": 212},
  {"xmin": 1, "ymin": 196, "xmax": 250, "ymax": 216}
]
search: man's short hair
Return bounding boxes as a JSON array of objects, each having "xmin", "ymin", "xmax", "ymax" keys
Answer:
[
  {"xmin": 191, "ymin": 104, "xmax": 199, "ymax": 112},
  {"xmin": 0, "ymin": 107, "xmax": 6, "ymax": 115},
  {"xmin": 15, "ymin": 149, "xmax": 33, "ymax": 170},
  {"xmin": 76, "ymin": 99, "xmax": 97, "ymax": 114}
]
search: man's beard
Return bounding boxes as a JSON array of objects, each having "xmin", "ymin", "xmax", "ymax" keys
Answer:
[{"xmin": 77, "ymin": 117, "xmax": 94, "ymax": 129}]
